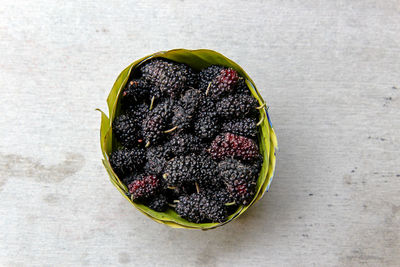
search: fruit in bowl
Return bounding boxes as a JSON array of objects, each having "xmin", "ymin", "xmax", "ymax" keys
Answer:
[{"xmin": 99, "ymin": 49, "xmax": 277, "ymax": 229}]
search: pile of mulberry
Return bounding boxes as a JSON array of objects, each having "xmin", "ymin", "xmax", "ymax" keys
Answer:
[{"xmin": 109, "ymin": 58, "xmax": 264, "ymax": 223}]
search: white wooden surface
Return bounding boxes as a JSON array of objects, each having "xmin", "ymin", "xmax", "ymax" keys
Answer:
[{"xmin": 1, "ymin": 0, "xmax": 399, "ymax": 266}]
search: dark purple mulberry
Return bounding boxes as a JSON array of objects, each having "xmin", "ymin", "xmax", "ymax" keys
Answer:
[
  {"xmin": 175, "ymin": 193, "xmax": 204, "ymax": 223},
  {"xmin": 169, "ymin": 89, "xmax": 203, "ymax": 132},
  {"xmin": 165, "ymin": 134, "xmax": 204, "ymax": 156},
  {"xmin": 144, "ymin": 145, "xmax": 169, "ymax": 176},
  {"xmin": 113, "ymin": 114, "xmax": 142, "ymax": 148},
  {"xmin": 142, "ymin": 99, "xmax": 174, "ymax": 146},
  {"xmin": 124, "ymin": 103, "xmax": 150, "ymax": 126},
  {"xmin": 216, "ymin": 94, "xmax": 259, "ymax": 119},
  {"xmin": 218, "ymin": 158, "xmax": 259, "ymax": 205},
  {"xmin": 194, "ymin": 113, "xmax": 220, "ymax": 140},
  {"xmin": 147, "ymin": 194, "xmax": 169, "ymax": 212},
  {"xmin": 121, "ymin": 79, "xmax": 149, "ymax": 104},
  {"xmin": 170, "ymin": 104, "xmax": 194, "ymax": 132},
  {"xmin": 221, "ymin": 118, "xmax": 257, "ymax": 138},
  {"xmin": 235, "ymin": 78, "xmax": 252, "ymax": 95},
  {"xmin": 109, "ymin": 148, "xmax": 146, "ymax": 179},
  {"xmin": 140, "ymin": 58, "xmax": 197, "ymax": 99},
  {"xmin": 163, "ymin": 155, "xmax": 203, "ymax": 186},
  {"xmin": 175, "ymin": 193, "xmax": 227, "ymax": 223}
]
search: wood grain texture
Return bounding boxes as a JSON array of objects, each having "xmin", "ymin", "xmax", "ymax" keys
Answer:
[{"xmin": 0, "ymin": 0, "xmax": 399, "ymax": 266}]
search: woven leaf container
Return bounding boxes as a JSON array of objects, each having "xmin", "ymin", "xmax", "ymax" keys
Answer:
[{"xmin": 99, "ymin": 49, "xmax": 278, "ymax": 229}]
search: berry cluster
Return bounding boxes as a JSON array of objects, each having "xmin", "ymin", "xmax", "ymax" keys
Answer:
[{"xmin": 109, "ymin": 58, "xmax": 263, "ymax": 223}]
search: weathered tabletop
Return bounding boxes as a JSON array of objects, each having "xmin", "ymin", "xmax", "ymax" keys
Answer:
[{"xmin": 1, "ymin": 0, "xmax": 399, "ymax": 266}]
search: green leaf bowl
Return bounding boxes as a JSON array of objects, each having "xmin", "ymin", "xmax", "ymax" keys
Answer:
[{"xmin": 99, "ymin": 49, "xmax": 278, "ymax": 230}]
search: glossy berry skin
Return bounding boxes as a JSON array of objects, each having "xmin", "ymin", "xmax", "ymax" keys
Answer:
[{"xmin": 209, "ymin": 133, "xmax": 259, "ymax": 161}]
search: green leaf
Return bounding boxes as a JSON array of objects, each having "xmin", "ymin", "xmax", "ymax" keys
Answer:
[{"xmin": 99, "ymin": 49, "xmax": 278, "ymax": 229}]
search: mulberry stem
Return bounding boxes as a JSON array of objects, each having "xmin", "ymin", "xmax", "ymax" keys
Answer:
[
  {"xmin": 256, "ymin": 103, "xmax": 266, "ymax": 110},
  {"xmin": 205, "ymin": 82, "xmax": 212, "ymax": 96},
  {"xmin": 149, "ymin": 96, "xmax": 155, "ymax": 110},
  {"xmin": 256, "ymin": 116, "xmax": 264, "ymax": 126},
  {"xmin": 164, "ymin": 126, "xmax": 178, "ymax": 133}
]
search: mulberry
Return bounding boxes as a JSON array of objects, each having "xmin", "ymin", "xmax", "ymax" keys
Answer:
[
  {"xmin": 142, "ymin": 99, "xmax": 174, "ymax": 145},
  {"xmin": 121, "ymin": 79, "xmax": 149, "ymax": 104},
  {"xmin": 175, "ymin": 193, "xmax": 204, "ymax": 223},
  {"xmin": 180, "ymin": 88, "xmax": 202, "ymax": 110},
  {"xmin": 163, "ymin": 155, "xmax": 203, "ymax": 186},
  {"xmin": 165, "ymin": 134, "xmax": 203, "ymax": 156},
  {"xmin": 221, "ymin": 118, "xmax": 257, "ymax": 138},
  {"xmin": 216, "ymin": 94, "xmax": 259, "ymax": 119},
  {"xmin": 235, "ymin": 78, "xmax": 251, "ymax": 95},
  {"xmin": 109, "ymin": 148, "xmax": 145, "ymax": 178},
  {"xmin": 197, "ymin": 155, "xmax": 220, "ymax": 187},
  {"xmin": 194, "ymin": 114, "xmax": 220, "ymax": 140},
  {"xmin": 124, "ymin": 103, "xmax": 149, "ymax": 126},
  {"xmin": 170, "ymin": 104, "xmax": 194, "ymax": 132},
  {"xmin": 175, "ymin": 193, "xmax": 227, "ymax": 223},
  {"xmin": 147, "ymin": 194, "xmax": 168, "ymax": 212},
  {"xmin": 113, "ymin": 114, "xmax": 142, "ymax": 148},
  {"xmin": 169, "ymin": 89, "xmax": 203, "ymax": 132},
  {"xmin": 203, "ymin": 187, "xmax": 234, "ymax": 205},
  {"xmin": 144, "ymin": 145, "xmax": 169, "ymax": 175},
  {"xmin": 140, "ymin": 58, "xmax": 197, "ymax": 99},
  {"xmin": 199, "ymin": 65, "xmax": 223, "ymax": 90},
  {"xmin": 209, "ymin": 133, "xmax": 259, "ymax": 161},
  {"xmin": 218, "ymin": 158, "xmax": 258, "ymax": 205},
  {"xmin": 199, "ymin": 65, "xmax": 239, "ymax": 98},
  {"xmin": 128, "ymin": 174, "xmax": 161, "ymax": 200},
  {"xmin": 107, "ymin": 58, "xmax": 266, "ymax": 221}
]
